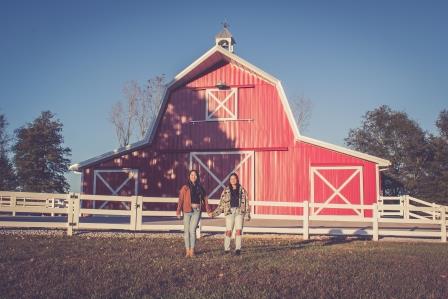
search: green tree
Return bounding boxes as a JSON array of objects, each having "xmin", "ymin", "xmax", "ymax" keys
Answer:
[
  {"xmin": 345, "ymin": 105, "xmax": 432, "ymax": 197},
  {"xmin": 13, "ymin": 111, "xmax": 71, "ymax": 193},
  {"xmin": 0, "ymin": 114, "xmax": 17, "ymax": 190},
  {"xmin": 421, "ymin": 110, "xmax": 448, "ymax": 205}
]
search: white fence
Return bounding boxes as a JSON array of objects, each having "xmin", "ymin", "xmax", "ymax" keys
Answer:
[
  {"xmin": 0, "ymin": 192, "xmax": 446, "ymax": 242},
  {"xmin": 0, "ymin": 192, "xmax": 72, "ymax": 230},
  {"xmin": 379, "ymin": 195, "xmax": 441, "ymax": 220}
]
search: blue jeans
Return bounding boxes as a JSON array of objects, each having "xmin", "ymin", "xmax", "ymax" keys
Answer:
[
  {"xmin": 225, "ymin": 208, "xmax": 244, "ymax": 250},
  {"xmin": 183, "ymin": 208, "xmax": 201, "ymax": 249}
]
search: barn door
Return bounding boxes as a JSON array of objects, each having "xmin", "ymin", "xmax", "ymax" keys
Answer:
[
  {"xmin": 189, "ymin": 151, "xmax": 254, "ymax": 206},
  {"xmin": 93, "ymin": 169, "xmax": 139, "ymax": 209},
  {"xmin": 310, "ymin": 166, "xmax": 364, "ymax": 216}
]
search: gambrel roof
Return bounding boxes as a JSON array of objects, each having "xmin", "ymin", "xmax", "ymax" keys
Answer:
[{"xmin": 70, "ymin": 46, "xmax": 390, "ymax": 171}]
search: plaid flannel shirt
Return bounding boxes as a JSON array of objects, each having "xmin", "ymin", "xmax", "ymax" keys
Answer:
[{"xmin": 212, "ymin": 186, "xmax": 251, "ymax": 220}]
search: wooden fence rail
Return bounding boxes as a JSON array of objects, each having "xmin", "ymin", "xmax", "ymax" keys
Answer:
[{"xmin": 0, "ymin": 192, "xmax": 446, "ymax": 242}]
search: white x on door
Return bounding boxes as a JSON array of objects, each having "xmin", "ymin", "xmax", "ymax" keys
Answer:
[
  {"xmin": 93, "ymin": 169, "xmax": 139, "ymax": 210},
  {"xmin": 205, "ymin": 88, "xmax": 238, "ymax": 120},
  {"xmin": 189, "ymin": 151, "xmax": 254, "ymax": 203},
  {"xmin": 310, "ymin": 166, "xmax": 364, "ymax": 216}
]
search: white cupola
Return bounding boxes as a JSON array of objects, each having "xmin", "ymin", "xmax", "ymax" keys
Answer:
[{"xmin": 215, "ymin": 23, "xmax": 235, "ymax": 53}]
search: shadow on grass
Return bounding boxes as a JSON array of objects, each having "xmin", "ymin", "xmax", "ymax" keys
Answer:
[
  {"xmin": 191, "ymin": 233, "xmax": 371, "ymax": 258},
  {"xmin": 321, "ymin": 235, "xmax": 370, "ymax": 246},
  {"xmin": 321, "ymin": 228, "xmax": 371, "ymax": 246},
  {"xmin": 165, "ymin": 230, "xmax": 372, "ymax": 255}
]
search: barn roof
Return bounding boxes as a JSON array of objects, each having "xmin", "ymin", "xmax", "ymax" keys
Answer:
[{"xmin": 70, "ymin": 45, "xmax": 390, "ymax": 171}]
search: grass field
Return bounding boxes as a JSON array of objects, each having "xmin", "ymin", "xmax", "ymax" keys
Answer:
[{"xmin": 1, "ymin": 230, "xmax": 447, "ymax": 299}]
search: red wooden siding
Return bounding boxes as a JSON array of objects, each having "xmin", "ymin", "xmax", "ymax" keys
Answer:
[
  {"xmin": 151, "ymin": 62, "xmax": 294, "ymax": 150},
  {"xmin": 186, "ymin": 62, "xmax": 263, "ymax": 88}
]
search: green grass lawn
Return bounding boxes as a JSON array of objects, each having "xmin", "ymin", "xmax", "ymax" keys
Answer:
[{"xmin": 1, "ymin": 232, "xmax": 447, "ymax": 299}]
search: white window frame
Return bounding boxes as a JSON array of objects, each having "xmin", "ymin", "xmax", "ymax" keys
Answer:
[{"xmin": 205, "ymin": 88, "xmax": 238, "ymax": 121}]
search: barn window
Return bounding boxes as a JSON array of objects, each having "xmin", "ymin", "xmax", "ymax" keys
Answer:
[{"xmin": 205, "ymin": 88, "xmax": 238, "ymax": 121}]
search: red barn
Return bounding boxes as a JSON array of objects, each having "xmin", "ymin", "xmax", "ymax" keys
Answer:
[{"xmin": 70, "ymin": 27, "xmax": 390, "ymax": 217}]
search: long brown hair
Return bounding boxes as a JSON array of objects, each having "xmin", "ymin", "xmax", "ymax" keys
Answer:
[
  {"xmin": 187, "ymin": 169, "xmax": 204, "ymax": 199},
  {"xmin": 227, "ymin": 172, "xmax": 240, "ymax": 188},
  {"xmin": 187, "ymin": 169, "xmax": 200, "ymax": 185}
]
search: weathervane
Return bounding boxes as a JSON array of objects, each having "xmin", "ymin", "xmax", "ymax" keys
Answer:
[{"xmin": 221, "ymin": 20, "xmax": 230, "ymax": 29}]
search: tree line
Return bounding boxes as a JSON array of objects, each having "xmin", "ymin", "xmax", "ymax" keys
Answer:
[{"xmin": 346, "ymin": 105, "xmax": 448, "ymax": 205}]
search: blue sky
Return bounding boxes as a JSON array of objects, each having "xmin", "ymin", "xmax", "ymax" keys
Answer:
[{"xmin": 1, "ymin": 0, "xmax": 447, "ymax": 191}]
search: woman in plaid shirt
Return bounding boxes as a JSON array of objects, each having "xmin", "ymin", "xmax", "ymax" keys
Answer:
[{"xmin": 210, "ymin": 173, "xmax": 251, "ymax": 255}]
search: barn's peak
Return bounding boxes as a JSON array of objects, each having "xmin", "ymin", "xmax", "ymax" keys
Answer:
[{"xmin": 215, "ymin": 22, "xmax": 235, "ymax": 53}]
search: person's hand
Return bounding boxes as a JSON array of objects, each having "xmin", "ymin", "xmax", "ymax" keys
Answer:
[
  {"xmin": 207, "ymin": 212, "xmax": 213, "ymax": 218},
  {"xmin": 176, "ymin": 214, "xmax": 181, "ymax": 220}
]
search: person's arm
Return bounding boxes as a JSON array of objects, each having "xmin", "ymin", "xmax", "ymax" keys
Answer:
[
  {"xmin": 203, "ymin": 195, "xmax": 211, "ymax": 214},
  {"xmin": 211, "ymin": 190, "xmax": 226, "ymax": 217},
  {"xmin": 176, "ymin": 186, "xmax": 185, "ymax": 218},
  {"xmin": 201, "ymin": 186, "xmax": 211, "ymax": 214}
]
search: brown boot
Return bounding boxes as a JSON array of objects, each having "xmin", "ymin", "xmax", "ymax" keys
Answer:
[
  {"xmin": 190, "ymin": 248, "xmax": 195, "ymax": 257},
  {"xmin": 185, "ymin": 248, "xmax": 190, "ymax": 257}
]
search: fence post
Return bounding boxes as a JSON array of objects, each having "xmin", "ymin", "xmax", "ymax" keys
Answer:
[
  {"xmin": 51, "ymin": 198, "xmax": 55, "ymax": 217},
  {"xmin": 67, "ymin": 193, "xmax": 74, "ymax": 236},
  {"xmin": 73, "ymin": 193, "xmax": 80, "ymax": 230},
  {"xmin": 11, "ymin": 194, "xmax": 16, "ymax": 216},
  {"xmin": 441, "ymin": 207, "xmax": 447, "ymax": 243},
  {"xmin": 373, "ymin": 203, "xmax": 379, "ymax": 241},
  {"xmin": 303, "ymin": 201, "xmax": 309, "ymax": 240},
  {"xmin": 130, "ymin": 196, "xmax": 137, "ymax": 231},
  {"xmin": 403, "ymin": 195, "xmax": 409, "ymax": 219},
  {"xmin": 135, "ymin": 196, "xmax": 143, "ymax": 231},
  {"xmin": 432, "ymin": 202, "xmax": 436, "ymax": 221}
]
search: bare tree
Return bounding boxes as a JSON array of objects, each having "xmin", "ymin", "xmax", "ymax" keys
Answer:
[
  {"xmin": 109, "ymin": 81, "xmax": 139, "ymax": 147},
  {"xmin": 109, "ymin": 76, "xmax": 166, "ymax": 146},
  {"xmin": 291, "ymin": 95, "xmax": 312, "ymax": 133},
  {"xmin": 110, "ymin": 102, "xmax": 127, "ymax": 147},
  {"xmin": 135, "ymin": 75, "xmax": 166, "ymax": 138}
]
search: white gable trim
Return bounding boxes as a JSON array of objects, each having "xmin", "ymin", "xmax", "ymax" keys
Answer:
[
  {"xmin": 69, "ymin": 140, "xmax": 147, "ymax": 171},
  {"xmin": 276, "ymin": 80, "xmax": 301, "ymax": 139},
  {"xmin": 172, "ymin": 46, "xmax": 222, "ymax": 82},
  {"xmin": 298, "ymin": 135, "xmax": 391, "ymax": 167}
]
